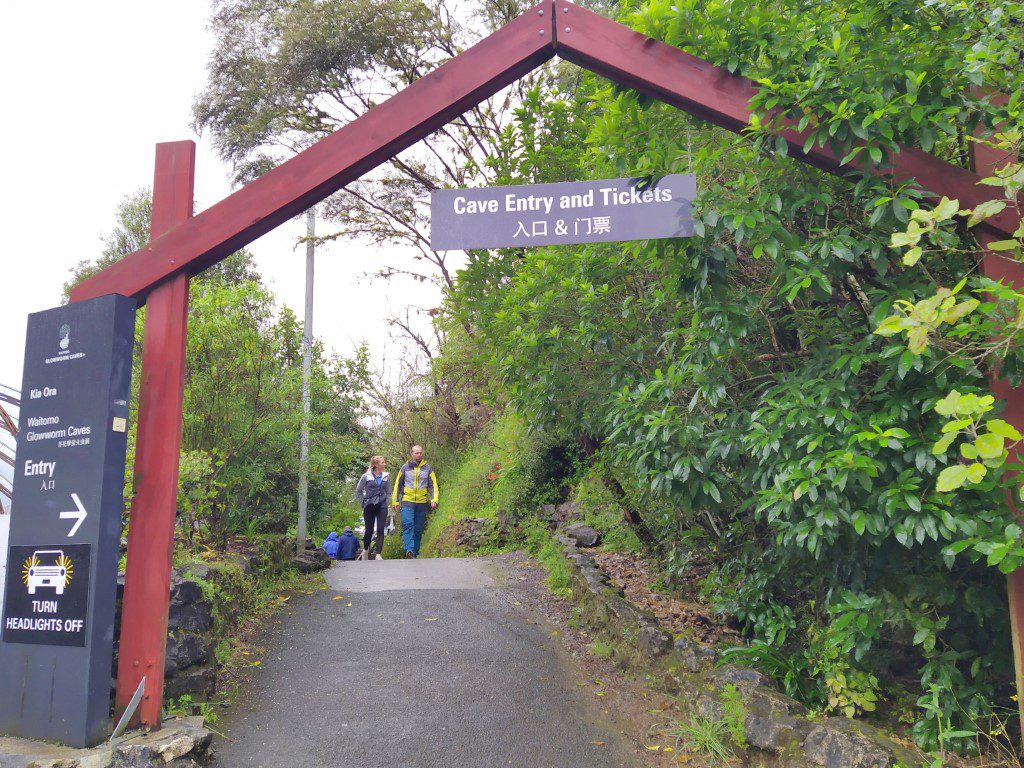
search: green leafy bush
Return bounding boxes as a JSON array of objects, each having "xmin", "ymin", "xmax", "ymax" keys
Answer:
[{"xmin": 441, "ymin": 0, "xmax": 1024, "ymax": 749}]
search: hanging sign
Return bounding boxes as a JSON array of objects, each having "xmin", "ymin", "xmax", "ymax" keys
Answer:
[
  {"xmin": 0, "ymin": 294, "xmax": 135, "ymax": 748},
  {"xmin": 430, "ymin": 173, "xmax": 696, "ymax": 250}
]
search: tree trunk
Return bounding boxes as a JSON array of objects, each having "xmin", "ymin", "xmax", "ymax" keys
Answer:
[{"xmin": 577, "ymin": 433, "xmax": 659, "ymax": 551}]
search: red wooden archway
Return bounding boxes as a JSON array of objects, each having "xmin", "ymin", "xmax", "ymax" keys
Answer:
[{"xmin": 70, "ymin": 0, "xmax": 1022, "ymax": 731}]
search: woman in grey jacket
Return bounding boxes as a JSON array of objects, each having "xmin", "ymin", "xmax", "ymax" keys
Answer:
[{"xmin": 355, "ymin": 456, "xmax": 391, "ymax": 559}]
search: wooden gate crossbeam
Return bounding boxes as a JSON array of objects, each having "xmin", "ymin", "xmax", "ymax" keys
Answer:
[
  {"xmin": 555, "ymin": 3, "xmax": 1020, "ymax": 236},
  {"xmin": 70, "ymin": 3, "xmax": 555, "ymax": 306},
  {"xmin": 67, "ymin": 0, "xmax": 1024, "ymax": 734},
  {"xmin": 69, "ymin": 1, "xmax": 1019, "ymax": 308}
]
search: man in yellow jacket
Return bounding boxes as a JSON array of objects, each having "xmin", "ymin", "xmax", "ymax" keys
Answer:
[{"xmin": 391, "ymin": 444, "xmax": 439, "ymax": 558}]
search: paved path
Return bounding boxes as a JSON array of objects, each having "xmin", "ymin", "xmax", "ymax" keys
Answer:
[{"xmin": 212, "ymin": 558, "xmax": 638, "ymax": 768}]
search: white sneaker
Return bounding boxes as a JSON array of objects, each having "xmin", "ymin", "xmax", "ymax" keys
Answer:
[{"xmin": 375, "ymin": 554, "xmax": 383, "ymax": 560}]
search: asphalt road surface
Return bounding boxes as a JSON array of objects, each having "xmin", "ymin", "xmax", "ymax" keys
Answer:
[{"xmin": 212, "ymin": 558, "xmax": 639, "ymax": 768}]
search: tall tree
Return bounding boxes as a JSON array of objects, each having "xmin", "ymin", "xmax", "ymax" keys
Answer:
[
  {"xmin": 66, "ymin": 190, "xmax": 371, "ymax": 545},
  {"xmin": 193, "ymin": 0, "xmax": 546, "ymax": 292}
]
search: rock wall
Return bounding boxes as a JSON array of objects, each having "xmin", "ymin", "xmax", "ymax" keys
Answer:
[
  {"xmin": 434, "ymin": 517, "xmax": 493, "ymax": 555},
  {"xmin": 557, "ymin": 532, "xmax": 925, "ymax": 768},
  {"xmin": 113, "ymin": 534, "xmax": 315, "ymax": 703}
]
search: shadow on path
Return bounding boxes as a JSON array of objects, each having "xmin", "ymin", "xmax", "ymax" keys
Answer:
[{"xmin": 212, "ymin": 557, "xmax": 638, "ymax": 768}]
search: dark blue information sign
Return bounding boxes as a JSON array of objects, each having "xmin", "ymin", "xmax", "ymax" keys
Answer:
[{"xmin": 0, "ymin": 295, "xmax": 135, "ymax": 748}]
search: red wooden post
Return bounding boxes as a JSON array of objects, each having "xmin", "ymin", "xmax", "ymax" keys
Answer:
[
  {"xmin": 972, "ymin": 132, "xmax": 1024, "ymax": 735},
  {"xmin": 114, "ymin": 141, "xmax": 195, "ymax": 728}
]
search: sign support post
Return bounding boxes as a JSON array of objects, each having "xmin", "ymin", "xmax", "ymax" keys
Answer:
[
  {"xmin": 0, "ymin": 295, "xmax": 136, "ymax": 747},
  {"xmin": 114, "ymin": 141, "xmax": 195, "ymax": 730}
]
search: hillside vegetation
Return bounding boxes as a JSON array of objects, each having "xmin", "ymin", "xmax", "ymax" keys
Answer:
[
  {"xmin": 161, "ymin": 0, "xmax": 1024, "ymax": 754},
  {"xmin": 375, "ymin": 0, "xmax": 1024, "ymax": 753}
]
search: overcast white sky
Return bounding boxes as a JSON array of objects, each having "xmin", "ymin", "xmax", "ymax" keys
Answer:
[{"xmin": 0, "ymin": 1, "xmax": 453, "ymax": 394}]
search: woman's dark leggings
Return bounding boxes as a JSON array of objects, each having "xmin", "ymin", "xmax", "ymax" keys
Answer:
[{"xmin": 363, "ymin": 502, "xmax": 387, "ymax": 555}]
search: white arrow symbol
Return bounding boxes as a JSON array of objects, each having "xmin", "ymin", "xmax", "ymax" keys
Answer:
[{"xmin": 60, "ymin": 493, "xmax": 88, "ymax": 537}]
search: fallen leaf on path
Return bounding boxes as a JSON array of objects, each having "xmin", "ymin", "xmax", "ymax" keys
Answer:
[
  {"xmin": 252, "ymin": 661, "xmax": 261, "ymax": 666},
  {"xmin": 424, "ymin": 617, "xmax": 439, "ymax": 621},
  {"xmin": 676, "ymin": 754, "xmax": 692, "ymax": 763},
  {"xmin": 590, "ymin": 741, "xmax": 605, "ymax": 745},
  {"xmin": 346, "ymin": 602, "xmax": 352, "ymax": 607},
  {"xmin": 645, "ymin": 745, "xmax": 661, "ymax": 752},
  {"xmin": 333, "ymin": 596, "xmax": 345, "ymax": 600}
]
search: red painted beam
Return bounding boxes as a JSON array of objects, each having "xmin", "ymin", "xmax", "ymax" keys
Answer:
[
  {"xmin": 69, "ymin": 4, "xmax": 556, "ymax": 304},
  {"xmin": 553, "ymin": 2, "xmax": 1020, "ymax": 238},
  {"xmin": 114, "ymin": 141, "xmax": 195, "ymax": 728},
  {"xmin": 971, "ymin": 130, "xmax": 1024, "ymax": 739}
]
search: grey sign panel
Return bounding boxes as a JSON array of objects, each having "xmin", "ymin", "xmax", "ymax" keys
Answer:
[
  {"xmin": 430, "ymin": 174, "xmax": 696, "ymax": 250},
  {"xmin": 0, "ymin": 295, "xmax": 135, "ymax": 748}
]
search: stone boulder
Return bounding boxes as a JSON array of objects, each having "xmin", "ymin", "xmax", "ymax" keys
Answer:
[
  {"xmin": 744, "ymin": 713, "xmax": 810, "ymax": 754},
  {"xmin": 165, "ymin": 633, "xmax": 213, "ymax": 677},
  {"xmin": 453, "ymin": 518, "xmax": 492, "ymax": 551},
  {"xmin": 493, "ymin": 508, "xmax": 521, "ymax": 540},
  {"xmin": 537, "ymin": 501, "xmax": 581, "ymax": 528},
  {"xmin": 556, "ymin": 500, "xmax": 581, "ymax": 521},
  {"xmin": 164, "ymin": 664, "xmax": 216, "ymax": 701},
  {"xmin": 0, "ymin": 716, "xmax": 212, "ymax": 768},
  {"xmin": 672, "ymin": 636, "xmax": 717, "ymax": 673},
  {"xmin": 802, "ymin": 719, "xmax": 918, "ymax": 768},
  {"xmin": 167, "ymin": 583, "xmax": 214, "ymax": 635},
  {"xmin": 292, "ymin": 546, "xmax": 330, "ymax": 573},
  {"xmin": 111, "ymin": 717, "xmax": 212, "ymax": 767},
  {"xmin": 705, "ymin": 663, "xmax": 779, "ymax": 692},
  {"xmin": 637, "ymin": 624, "xmax": 673, "ymax": 657},
  {"xmin": 564, "ymin": 523, "xmax": 602, "ymax": 548}
]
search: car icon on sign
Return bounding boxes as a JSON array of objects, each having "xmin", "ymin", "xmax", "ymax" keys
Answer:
[{"xmin": 26, "ymin": 549, "xmax": 70, "ymax": 595}]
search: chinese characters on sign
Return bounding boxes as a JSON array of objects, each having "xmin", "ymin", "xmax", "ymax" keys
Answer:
[{"xmin": 430, "ymin": 174, "xmax": 696, "ymax": 250}]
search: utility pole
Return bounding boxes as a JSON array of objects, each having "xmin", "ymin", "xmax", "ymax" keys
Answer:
[{"xmin": 297, "ymin": 208, "xmax": 315, "ymax": 555}]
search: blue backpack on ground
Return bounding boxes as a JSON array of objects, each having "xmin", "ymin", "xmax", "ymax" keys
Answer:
[
  {"xmin": 338, "ymin": 529, "xmax": 360, "ymax": 561},
  {"xmin": 322, "ymin": 532, "xmax": 341, "ymax": 559}
]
